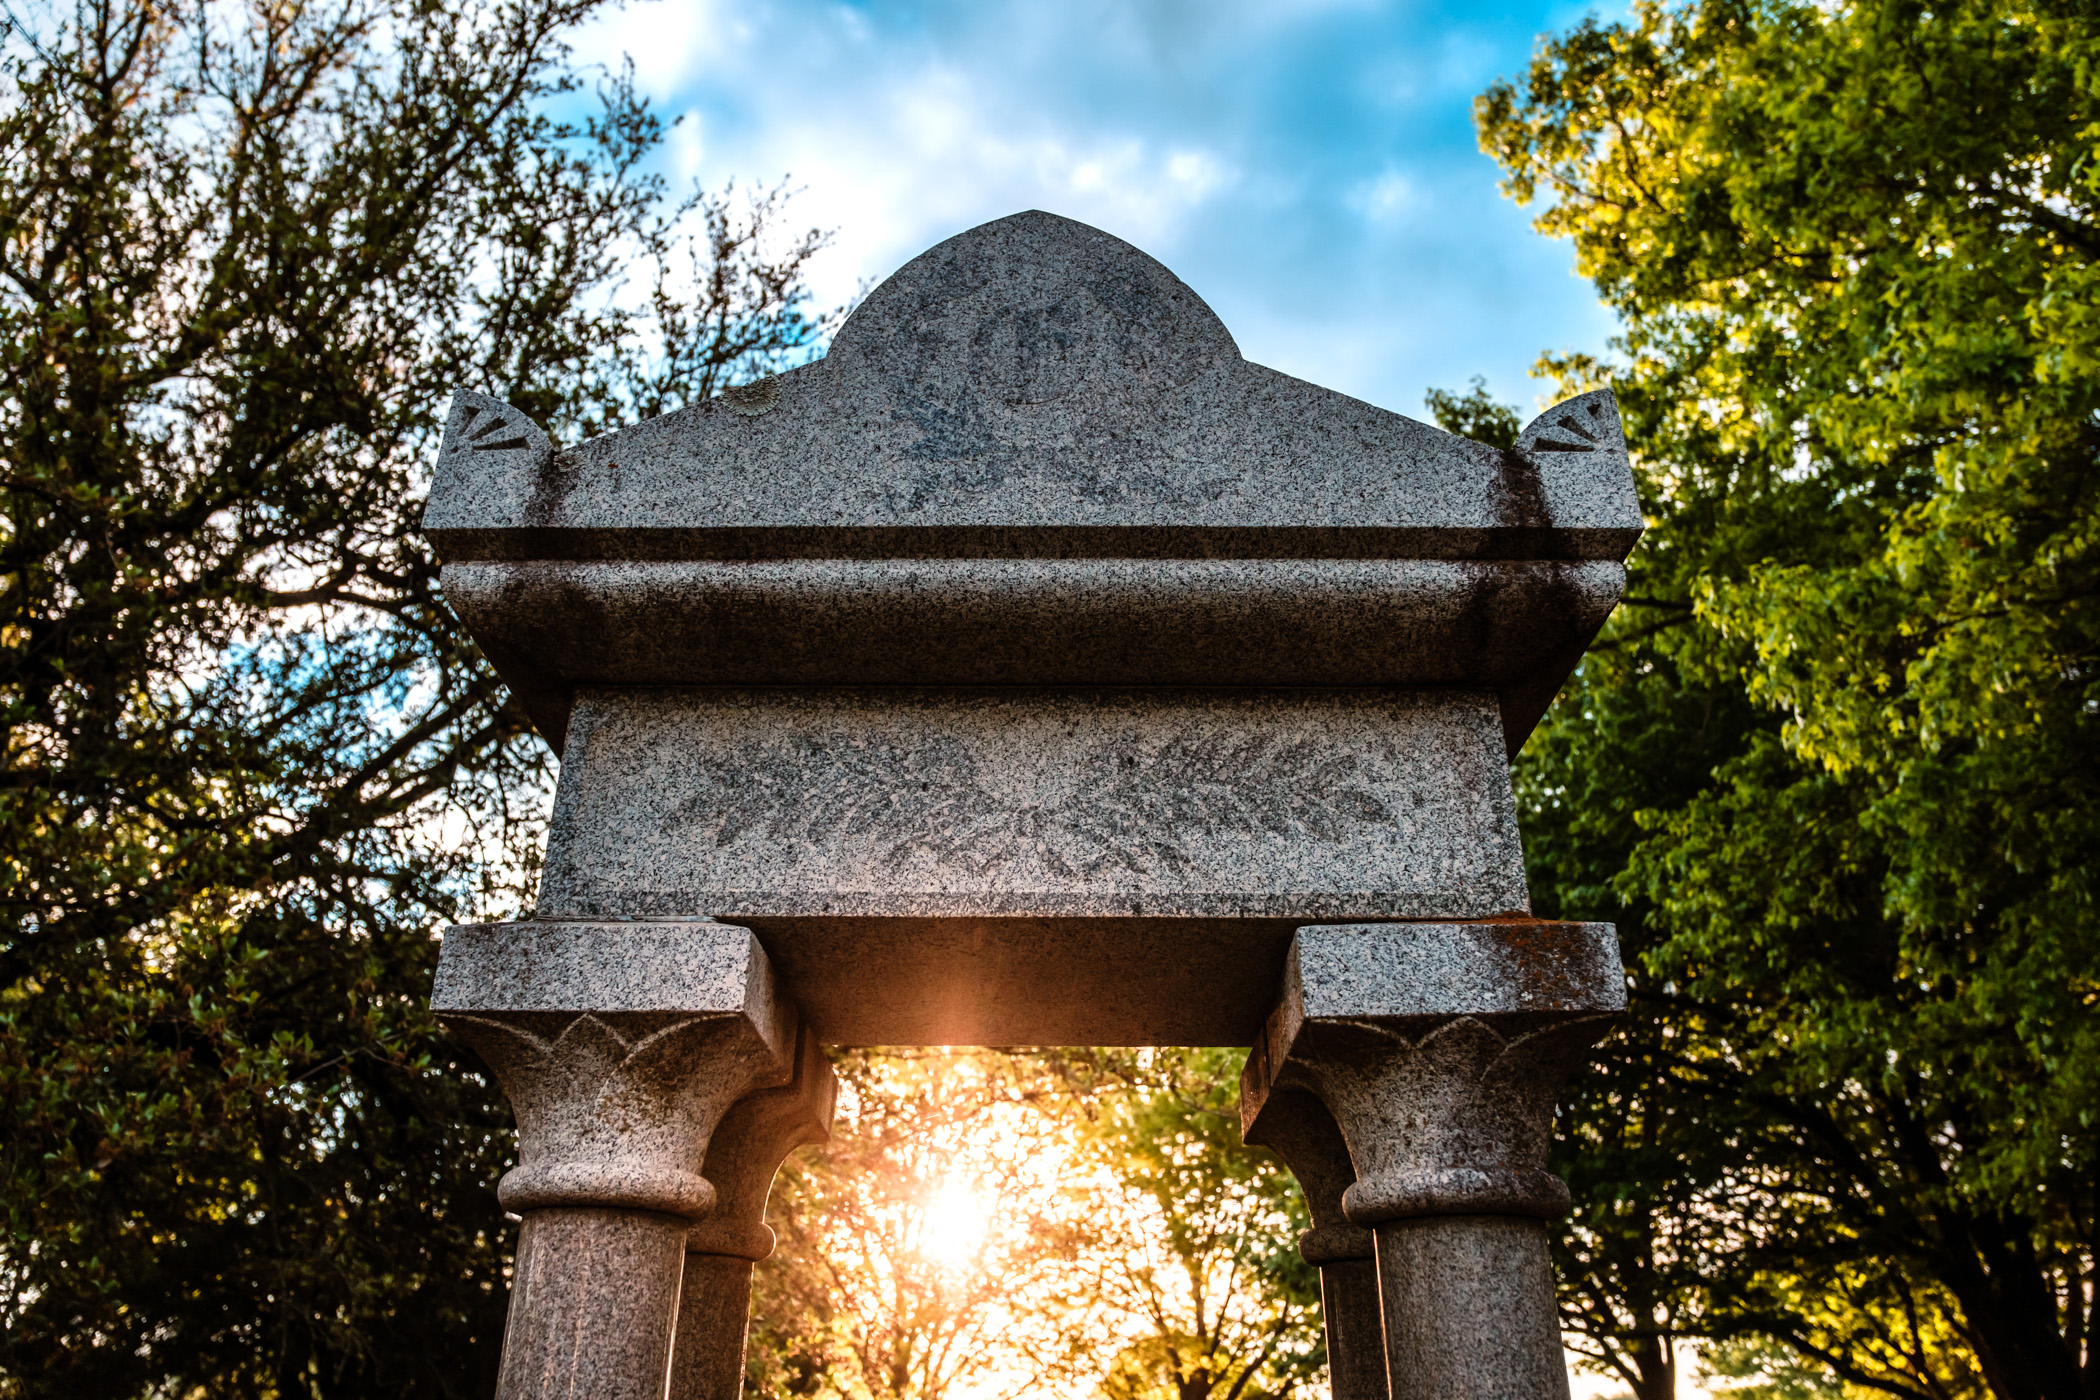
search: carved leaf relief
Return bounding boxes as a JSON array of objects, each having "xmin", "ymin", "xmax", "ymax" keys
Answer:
[{"xmin": 673, "ymin": 727, "xmax": 1401, "ymax": 879}]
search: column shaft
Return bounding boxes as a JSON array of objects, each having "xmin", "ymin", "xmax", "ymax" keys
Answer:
[
  {"xmin": 1374, "ymin": 1216, "xmax": 1565, "ymax": 1400},
  {"xmin": 670, "ymin": 1255, "xmax": 760, "ymax": 1400},
  {"xmin": 498, "ymin": 1207, "xmax": 692, "ymax": 1400},
  {"xmin": 1321, "ymin": 1256, "xmax": 1391, "ymax": 1400}
]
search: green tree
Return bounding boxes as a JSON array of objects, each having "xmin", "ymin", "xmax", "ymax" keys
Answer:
[
  {"xmin": 1077, "ymin": 1050, "xmax": 1323, "ymax": 1400},
  {"xmin": 0, "ymin": 1, "xmax": 831, "ymax": 1393},
  {"xmin": 1472, "ymin": 3, "xmax": 2100, "ymax": 1400},
  {"xmin": 1424, "ymin": 376, "xmax": 1522, "ymax": 450},
  {"xmin": 746, "ymin": 1050, "xmax": 1320, "ymax": 1400}
]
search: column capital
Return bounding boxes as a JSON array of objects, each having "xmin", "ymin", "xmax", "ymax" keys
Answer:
[
  {"xmin": 435, "ymin": 920, "xmax": 796, "ymax": 1219},
  {"xmin": 687, "ymin": 1023, "xmax": 837, "ymax": 1259},
  {"xmin": 1240, "ymin": 1083, "xmax": 1374, "ymax": 1264},
  {"xmin": 1245, "ymin": 922, "xmax": 1622, "ymax": 1226}
]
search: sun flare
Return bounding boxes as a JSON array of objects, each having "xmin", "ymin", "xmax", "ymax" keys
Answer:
[{"xmin": 920, "ymin": 1178, "xmax": 993, "ymax": 1272}]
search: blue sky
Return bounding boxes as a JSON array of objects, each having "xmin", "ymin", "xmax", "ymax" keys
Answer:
[{"xmin": 572, "ymin": 0, "xmax": 1624, "ymax": 422}]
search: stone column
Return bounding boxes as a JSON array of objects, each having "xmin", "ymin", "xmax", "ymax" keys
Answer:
[
  {"xmin": 433, "ymin": 920, "xmax": 797, "ymax": 1400},
  {"xmin": 1240, "ymin": 1084, "xmax": 1390, "ymax": 1400},
  {"xmin": 1244, "ymin": 923, "xmax": 1623, "ymax": 1400},
  {"xmin": 670, "ymin": 1024, "xmax": 838, "ymax": 1400}
]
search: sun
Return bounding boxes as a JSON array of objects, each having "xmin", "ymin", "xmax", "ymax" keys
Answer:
[{"xmin": 920, "ymin": 1177, "xmax": 992, "ymax": 1272}]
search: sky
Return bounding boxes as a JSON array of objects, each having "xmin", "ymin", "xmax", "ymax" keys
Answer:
[{"xmin": 567, "ymin": 0, "xmax": 1627, "ymax": 424}]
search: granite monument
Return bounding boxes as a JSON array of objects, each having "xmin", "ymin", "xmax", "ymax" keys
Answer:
[{"xmin": 426, "ymin": 210, "xmax": 1638, "ymax": 1400}]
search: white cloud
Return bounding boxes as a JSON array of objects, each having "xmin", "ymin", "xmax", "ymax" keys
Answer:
[
  {"xmin": 666, "ymin": 107, "xmax": 707, "ymax": 184},
  {"xmin": 1349, "ymin": 168, "xmax": 1415, "ymax": 223},
  {"xmin": 563, "ymin": 0, "xmax": 1620, "ymax": 418},
  {"xmin": 567, "ymin": 0, "xmax": 733, "ymax": 94}
]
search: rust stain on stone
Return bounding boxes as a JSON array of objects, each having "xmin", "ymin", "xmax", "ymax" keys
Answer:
[
  {"xmin": 523, "ymin": 449, "xmax": 579, "ymax": 530},
  {"xmin": 1493, "ymin": 445, "xmax": 1551, "ymax": 531}
]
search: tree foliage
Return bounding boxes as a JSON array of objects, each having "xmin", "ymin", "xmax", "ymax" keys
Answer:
[
  {"xmin": 747, "ymin": 1050, "xmax": 1321, "ymax": 1400},
  {"xmin": 1424, "ymin": 376, "xmax": 1522, "ymax": 450},
  {"xmin": 749, "ymin": 1050, "xmax": 1101, "ymax": 1400},
  {"xmin": 1076, "ymin": 1050, "xmax": 1322, "ymax": 1400},
  {"xmin": 0, "ymin": 0, "xmax": 830, "ymax": 1393},
  {"xmin": 1471, "ymin": 2, "xmax": 2100, "ymax": 1399}
]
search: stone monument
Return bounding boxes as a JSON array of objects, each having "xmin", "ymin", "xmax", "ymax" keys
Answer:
[{"xmin": 425, "ymin": 210, "xmax": 1639, "ymax": 1400}]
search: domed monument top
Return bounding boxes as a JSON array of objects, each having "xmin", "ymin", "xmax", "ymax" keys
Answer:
[
  {"xmin": 826, "ymin": 209, "xmax": 1241, "ymax": 406},
  {"xmin": 424, "ymin": 210, "xmax": 1636, "ymax": 565}
]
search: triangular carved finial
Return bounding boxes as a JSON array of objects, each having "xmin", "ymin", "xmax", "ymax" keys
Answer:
[
  {"xmin": 1513, "ymin": 387, "xmax": 1625, "ymax": 459},
  {"xmin": 440, "ymin": 390, "xmax": 551, "ymax": 466}
]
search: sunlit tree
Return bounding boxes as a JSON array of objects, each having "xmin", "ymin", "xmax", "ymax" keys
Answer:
[
  {"xmin": 748, "ymin": 1051, "xmax": 1321, "ymax": 1400},
  {"xmin": 1078, "ymin": 1051, "xmax": 1324, "ymax": 1400},
  {"xmin": 750, "ymin": 1051, "xmax": 1104, "ymax": 1400},
  {"xmin": 1472, "ymin": 3, "xmax": 2100, "ymax": 1398}
]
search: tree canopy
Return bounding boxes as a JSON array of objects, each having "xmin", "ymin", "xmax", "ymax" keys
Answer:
[
  {"xmin": 747, "ymin": 1049, "xmax": 1322, "ymax": 1400},
  {"xmin": 0, "ymin": 0, "xmax": 829, "ymax": 1393},
  {"xmin": 1466, "ymin": 2, "xmax": 2100, "ymax": 1398}
]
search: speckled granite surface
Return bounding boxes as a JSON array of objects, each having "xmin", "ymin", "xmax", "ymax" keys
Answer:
[
  {"xmin": 1240, "ymin": 1087, "xmax": 1389, "ymax": 1400},
  {"xmin": 423, "ymin": 210, "xmax": 1640, "ymax": 754},
  {"xmin": 424, "ymin": 212, "xmax": 1640, "ymax": 567},
  {"xmin": 432, "ymin": 920, "xmax": 796, "ymax": 1400},
  {"xmin": 425, "ymin": 211, "xmax": 1632, "ymax": 1399},
  {"xmin": 1242, "ymin": 922, "xmax": 1625, "ymax": 1400},
  {"xmin": 441, "ymin": 556, "xmax": 1624, "ymax": 753},
  {"xmin": 531, "ymin": 687, "xmax": 1529, "ymax": 1044}
]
